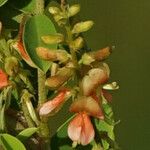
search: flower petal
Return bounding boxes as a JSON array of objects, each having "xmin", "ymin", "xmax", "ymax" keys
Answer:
[
  {"xmin": 39, "ymin": 90, "xmax": 70, "ymax": 116},
  {"xmin": 70, "ymin": 96, "xmax": 104, "ymax": 119},
  {"xmin": 81, "ymin": 68, "xmax": 108, "ymax": 96},
  {"xmin": 68, "ymin": 113, "xmax": 95, "ymax": 145},
  {"xmin": 0, "ymin": 69, "xmax": 8, "ymax": 89},
  {"xmin": 68, "ymin": 113, "xmax": 82, "ymax": 142},
  {"xmin": 80, "ymin": 113, "xmax": 95, "ymax": 145}
]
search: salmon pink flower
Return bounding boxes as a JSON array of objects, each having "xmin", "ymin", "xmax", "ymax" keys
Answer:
[
  {"xmin": 68, "ymin": 96, "xmax": 104, "ymax": 146},
  {"xmin": 68, "ymin": 112, "xmax": 95, "ymax": 145},
  {"xmin": 39, "ymin": 89, "xmax": 71, "ymax": 116},
  {"xmin": 0, "ymin": 69, "xmax": 8, "ymax": 89}
]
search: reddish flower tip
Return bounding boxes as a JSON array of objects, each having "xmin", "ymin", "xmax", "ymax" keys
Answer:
[
  {"xmin": 70, "ymin": 96, "xmax": 104, "ymax": 119},
  {"xmin": 68, "ymin": 112, "xmax": 95, "ymax": 145},
  {"xmin": 0, "ymin": 69, "xmax": 8, "ymax": 89},
  {"xmin": 39, "ymin": 89, "xmax": 70, "ymax": 116}
]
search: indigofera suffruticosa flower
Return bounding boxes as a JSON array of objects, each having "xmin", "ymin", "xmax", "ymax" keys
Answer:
[
  {"xmin": 68, "ymin": 112, "xmax": 95, "ymax": 146},
  {"xmin": 0, "ymin": 69, "xmax": 8, "ymax": 89},
  {"xmin": 39, "ymin": 89, "xmax": 71, "ymax": 116},
  {"xmin": 68, "ymin": 95, "xmax": 104, "ymax": 145}
]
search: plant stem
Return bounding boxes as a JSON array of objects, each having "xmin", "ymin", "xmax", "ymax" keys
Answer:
[
  {"xmin": 37, "ymin": 65, "xmax": 50, "ymax": 150},
  {"xmin": 35, "ymin": 0, "xmax": 51, "ymax": 149},
  {"xmin": 65, "ymin": 25, "xmax": 78, "ymax": 68},
  {"xmin": 37, "ymin": 70, "xmax": 50, "ymax": 140},
  {"xmin": 38, "ymin": 70, "xmax": 47, "ymax": 105}
]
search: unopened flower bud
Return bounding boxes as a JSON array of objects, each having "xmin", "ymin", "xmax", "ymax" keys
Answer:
[
  {"xmin": 68, "ymin": 4, "xmax": 80, "ymax": 17},
  {"xmin": 49, "ymin": 7, "xmax": 61, "ymax": 15},
  {"xmin": 56, "ymin": 50, "xmax": 70, "ymax": 63},
  {"xmin": 79, "ymin": 53, "xmax": 95, "ymax": 65},
  {"xmin": 36, "ymin": 47, "xmax": 70, "ymax": 63},
  {"xmin": 53, "ymin": 12, "xmax": 67, "ymax": 25},
  {"xmin": 70, "ymin": 37, "xmax": 84, "ymax": 51},
  {"xmin": 4, "ymin": 57, "xmax": 19, "ymax": 76},
  {"xmin": 80, "ymin": 47, "xmax": 112, "ymax": 65},
  {"xmin": 41, "ymin": 34, "xmax": 64, "ymax": 44},
  {"xmin": 36, "ymin": 47, "xmax": 57, "ymax": 61},
  {"xmin": 90, "ymin": 46, "xmax": 112, "ymax": 61},
  {"xmin": 72, "ymin": 21, "xmax": 94, "ymax": 34},
  {"xmin": 45, "ymin": 67, "xmax": 73, "ymax": 89}
]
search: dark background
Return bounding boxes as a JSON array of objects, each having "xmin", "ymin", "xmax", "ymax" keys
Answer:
[{"xmin": 69, "ymin": 0, "xmax": 150, "ymax": 150}]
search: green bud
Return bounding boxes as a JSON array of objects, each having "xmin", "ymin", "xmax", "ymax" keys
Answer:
[
  {"xmin": 51, "ymin": 63, "xmax": 58, "ymax": 76},
  {"xmin": 49, "ymin": 7, "xmax": 61, "ymax": 15},
  {"xmin": 4, "ymin": 56, "xmax": 19, "ymax": 76},
  {"xmin": 70, "ymin": 37, "xmax": 84, "ymax": 51},
  {"xmin": 21, "ymin": 90, "xmax": 39, "ymax": 126},
  {"xmin": 53, "ymin": 12, "xmax": 67, "ymax": 22},
  {"xmin": 68, "ymin": 4, "xmax": 80, "ymax": 17},
  {"xmin": 72, "ymin": 21, "xmax": 94, "ymax": 34},
  {"xmin": 79, "ymin": 53, "xmax": 95, "ymax": 65},
  {"xmin": 56, "ymin": 50, "xmax": 71, "ymax": 63},
  {"xmin": 41, "ymin": 34, "xmax": 64, "ymax": 44}
]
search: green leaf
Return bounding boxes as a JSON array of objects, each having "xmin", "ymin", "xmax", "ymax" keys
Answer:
[
  {"xmin": 95, "ymin": 120, "xmax": 115, "ymax": 140},
  {"xmin": 23, "ymin": 14, "xmax": 57, "ymax": 72},
  {"xmin": 0, "ymin": 134, "xmax": 26, "ymax": 150},
  {"xmin": 0, "ymin": 0, "xmax": 8, "ymax": 7},
  {"xmin": 17, "ymin": 127, "xmax": 38, "ymax": 142},
  {"xmin": 95, "ymin": 119, "xmax": 114, "ymax": 150}
]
